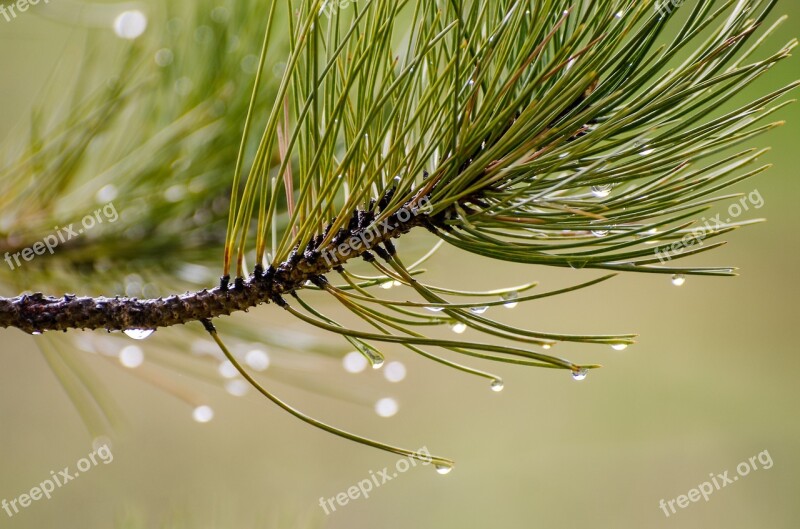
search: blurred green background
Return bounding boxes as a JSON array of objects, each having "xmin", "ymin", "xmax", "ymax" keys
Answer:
[{"xmin": 0, "ymin": 1, "xmax": 798, "ymax": 528}]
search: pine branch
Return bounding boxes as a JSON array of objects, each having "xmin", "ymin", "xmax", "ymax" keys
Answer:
[
  {"xmin": 2, "ymin": 0, "xmax": 797, "ymax": 464},
  {"xmin": 0, "ymin": 199, "xmax": 437, "ymax": 334}
]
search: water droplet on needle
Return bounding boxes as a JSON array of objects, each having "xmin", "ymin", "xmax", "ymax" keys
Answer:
[
  {"xmin": 434, "ymin": 463, "xmax": 453, "ymax": 475},
  {"xmin": 451, "ymin": 322, "xmax": 467, "ymax": 334},
  {"xmin": 591, "ymin": 184, "xmax": 612, "ymax": 198},
  {"xmin": 502, "ymin": 291, "xmax": 519, "ymax": 309},
  {"xmin": 572, "ymin": 368, "xmax": 588, "ymax": 381}
]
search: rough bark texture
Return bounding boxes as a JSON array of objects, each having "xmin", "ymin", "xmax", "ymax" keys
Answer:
[{"xmin": 0, "ymin": 205, "xmax": 438, "ymax": 335}]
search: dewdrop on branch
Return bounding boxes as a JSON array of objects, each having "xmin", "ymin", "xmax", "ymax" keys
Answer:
[{"xmin": 123, "ymin": 329, "xmax": 155, "ymax": 340}]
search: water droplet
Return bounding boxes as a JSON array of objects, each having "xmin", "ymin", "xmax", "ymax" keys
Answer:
[
  {"xmin": 384, "ymin": 361, "xmax": 407, "ymax": 383},
  {"xmin": 559, "ymin": 152, "xmax": 570, "ymax": 159},
  {"xmin": 192, "ymin": 405, "xmax": 214, "ymax": 423},
  {"xmin": 245, "ymin": 349, "xmax": 270, "ymax": 371},
  {"xmin": 451, "ymin": 322, "xmax": 467, "ymax": 334},
  {"xmin": 611, "ymin": 344, "xmax": 628, "ymax": 351},
  {"xmin": 591, "ymin": 229, "xmax": 609, "ymax": 237},
  {"xmin": 470, "ymin": 306, "xmax": 489, "ymax": 315},
  {"xmin": 640, "ymin": 148, "xmax": 655, "ymax": 156},
  {"xmin": 568, "ymin": 260, "xmax": 588, "ymax": 270},
  {"xmin": 119, "ymin": 345, "xmax": 144, "ymax": 368},
  {"xmin": 425, "ymin": 306, "xmax": 445, "ymax": 312},
  {"xmin": 375, "ymin": 397, "xmax": 399, "ymax": 417},
  {"xmin": 543, "ymin": 343, "xmax": 553, "ymax": 350},
  {"xmin": 572, "ymin": 368, "xmax": 588, "ymax": 381},
  {"xmin": 113, "ymin": 10, "xmax": 148, "ymax": 40},
  {"xmin": 392, "ymin": 280, "xmax": 402, "ymax": 287},
  {"xmin": 434, "ymin": 463, "xmax": 453, "ymax": 475},
  {"xmin": 591, "ymin": 184, "xmax": 612, "ymax": 198},
  {"xmin": 124, "ymin": 329, "xmax": 154, "ymax": 340},
  {"xmin": 343, "ymin": 351, "xmax": 368, "ymax": 373},
  {"xmin": 225, "ymin": 380, "xmax": 249, "ymax": 397},
  {"xmin": 639, "ymin": 227, "xmax": 659, "ymax": 241},
  {"xmin": 352, "ymin": 342, "xmax": 385, "ymax": 369},
  {"xmin": 671, "ymin": 274, "xmax": 686, "ymax": 286},
  {"xmin": 31, "ymin": 330, "xmax": 43, "ymax": 336},
  {"xmin": 502, "ymin": 291, "xmax": 519, "ymax": 309},
  {"xmin": 490, "ymin": 379, "xmax": 504, "ymax": 392}
]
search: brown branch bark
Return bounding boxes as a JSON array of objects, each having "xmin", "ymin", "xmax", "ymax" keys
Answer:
[{"xmin": 0, "ymin": 207, "xmax": 437, "ymax": 335}]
